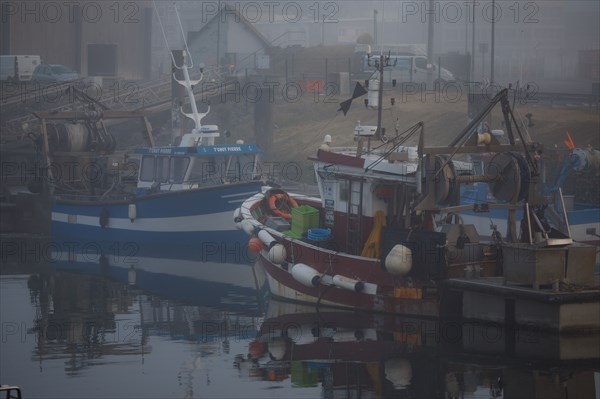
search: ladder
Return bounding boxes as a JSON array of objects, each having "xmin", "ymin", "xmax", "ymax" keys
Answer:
[{"xmin": 346, "ymin": 179, "xmax": 364, "ymax": 254}]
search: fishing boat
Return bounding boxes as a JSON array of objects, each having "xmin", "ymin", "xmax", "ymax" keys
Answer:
[
  {"xmin": 237, "ymin": 52, "xmax": 599, "ymax": 327},
  {"xmin": 46, "ymin": 117, "xmax": 263, "ymax": 249},
  {"xmin": 42, "ymin": 5, "xmax": 264, "ymax": 251}
]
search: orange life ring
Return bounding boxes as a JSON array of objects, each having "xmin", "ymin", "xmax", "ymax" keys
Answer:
[{"xmin": 268, "ymin": 192, "xmax": 298, "ymax": 220}]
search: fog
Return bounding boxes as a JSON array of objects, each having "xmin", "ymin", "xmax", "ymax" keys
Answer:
[
  {"xmin": 144, "ymin": 0, "xmax": 598, "ymax": 93},
  {"xmin": 2, "ymin": 0, "xmax": 598, "ymax": 90}
]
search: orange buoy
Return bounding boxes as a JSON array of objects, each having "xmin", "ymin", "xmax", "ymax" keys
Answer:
[
  {"xmin": 248, "ymin": 340, "xmax": 265, "ymax": 359},
  {"xmin": 248, "ymin": 237, "xmax": 264, "ymax": 253}
]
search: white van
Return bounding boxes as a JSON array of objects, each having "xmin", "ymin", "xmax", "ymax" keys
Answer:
[
  {"xmin": 363, "ymin": 55, "xmax": 455, "ymax": 85},
  {"xmin": 0, "ymin": 55, "xmax": 41, "ymax": 82}
]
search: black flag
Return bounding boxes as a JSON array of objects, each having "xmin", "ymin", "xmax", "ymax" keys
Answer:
[{"xmin": 338, "ymin": 82, "xmax": 368, "ymax": 116}]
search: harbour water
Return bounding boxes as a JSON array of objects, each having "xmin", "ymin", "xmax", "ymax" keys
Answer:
[{"xmin": 1, "ymin": 235, "xmax": 599, "ymax": 399}]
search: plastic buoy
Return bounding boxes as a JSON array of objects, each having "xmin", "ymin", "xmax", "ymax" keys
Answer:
[
  {"xmin": 291, "ymin": 263, "xmax": 321, "ymax": 287},
  {"xmin": 384, "ymin": 244, "xmax": 412, "ymax": 276},
  {"xmin": 268, "ymin": 244, "xmax": 287, "ymax": 264},
  {"xmin": 128, "ymin": 203, "xmax": 137, "ymax": 222},
  {"xmin": 248, "ymin": 340, "xmax": 265, "ymax": 359},
  {"xmin": 233, "ymin": 208, "xmax": 242, "ymax": 229},
  {"xmin": 332, "ymin": 275, "xmax": 364, "ymax": 292},
  {"xmin": 268, "ymin": 337, "xmax": 287, "ymax": 360},
  {"xmin": 241, "ymin": 219, "xmax": 255, "ymax": 235},
  {"xmin": 248, "ymin": 237, "xmax": 264, "ymax": 253}
]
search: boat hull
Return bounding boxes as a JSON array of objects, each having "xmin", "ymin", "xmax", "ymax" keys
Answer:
[
  {"xmin": 52, "ymin": 182, "xmax": 262, "ymax": 262},
  {"xmin": 254, "ymin": 252, "xmax": 440, "ymax": 318}
]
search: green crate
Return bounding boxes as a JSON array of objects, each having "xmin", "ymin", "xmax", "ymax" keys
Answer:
[
  {"xmin": 283, "ymin": 230, "xmax": 303, "ymax": 239},
  {"xmin": 291, "ymin": 361, "xmax": 318, "ymax": 387},
  {"xmin": 291, "ymin": 205, "xmax": 320, "ymax": 235}
]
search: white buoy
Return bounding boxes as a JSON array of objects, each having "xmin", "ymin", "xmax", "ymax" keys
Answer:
[
  {"xmin": 291, "ymin": 263, "xmax": 321, "ymax": 287},
  {"xmin": 268, "ymin": 337, "xmax": 287, "ymax": 360},
  {"xmin": 268, "ymin": 244, "xmax": 287, "ymax": 264},
  {"xmin": 241, "ymin": 219, "xmax": 255, "ymax": 236},
  {"xmin": 384, "ymin": 358, "xmax": 412, "ymax": 389},
  {"xmin": 332, "ymin": 275, "xmax": 364, "ymax": 292},
  {"xmin": 259, "ymin": 229, "xmax": 287, "ymax": 265},
  {"xmin": 128, "ymin": 204, "xmax": 137, "ymax": 222},
  {"xmin": 233, "ymin": 208, "xmax": 242, "ymax": 229},
  {"xmin": 384, "ymin": 244, "xmax": 413, "ymax": 276},
  {"xmin": 128, "ymin": 265, "xmax": 136, "ymax": 286}
]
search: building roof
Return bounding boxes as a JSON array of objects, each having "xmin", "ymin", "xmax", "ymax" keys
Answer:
[{"xmin": 192, "ymin": 3, "xmax": 271, "ymax": 49}]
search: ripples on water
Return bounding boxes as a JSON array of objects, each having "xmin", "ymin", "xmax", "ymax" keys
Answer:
[{"xmin": 1, "ymin": 236, "xmax": 599, "ymax": 399}]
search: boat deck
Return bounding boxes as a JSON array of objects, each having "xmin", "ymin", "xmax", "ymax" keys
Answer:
[{"xmin": 442, "ymin": 276, "xmax": 600, "ymax": 333}]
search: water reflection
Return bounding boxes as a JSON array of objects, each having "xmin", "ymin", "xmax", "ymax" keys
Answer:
[
  {"xmin": 245, "ymin": 300, "xmax": 600, "ymax": 399},
  {"xmin": 25, "ymin": 239, "xmax": 263, "ymax": 372},
  {"xmin": 50, "ymin": 240, "xmax": 263, "ymax": 315},
  {"xmin": 1, "ymin": 236, "xmax": 598, "ymax": 398},
  {"xmin": 28, "ymin": 272, "xmax": 144, "ymax": 376}
]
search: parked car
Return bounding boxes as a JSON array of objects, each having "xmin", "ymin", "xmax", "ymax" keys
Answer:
[
  {"xmin": 32, "ymin": 64, "xmax": 79, "ymax": 83},
  {"xmin": 0, "ymin": 55, "xmax": 41, "ymax": 81}
]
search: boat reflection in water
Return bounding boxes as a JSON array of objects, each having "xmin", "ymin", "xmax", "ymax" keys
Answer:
[
  {"xmin": 242, "ymin": 298, "xmax": 600, "ymax": 398},
  {"xmin": 50, "ymin": 240, "xmax": 263, "ymax": 315},
  {"xmin": 2, "ymin": 236, "xmax": 598, "ymax": 398},
  {"xmin": 27, "ymin": 271, "xmax": 148, "ymax": 375},
  {"xmin": 24, "ymin": 241, "xmax": 263, "ymax": 375}
]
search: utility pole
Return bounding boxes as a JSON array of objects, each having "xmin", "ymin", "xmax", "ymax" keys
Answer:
[
  {"xmin": 426, "ymin": 0, "xmax": 434, "ymax": 88},
  {"xmin": 216, "ymin": 0, "xmax": 221, "ymax": 69},
  {"xmin": 373, "ymin": 10, "xmax": 378, "ymax": 46},
  {"xmin": 490, "ymin": 0, "xmax": 496, "ymax": 127},
  {"xmin": 491, "ymin": 0, "xmax": 495, "ymax": 84},
  {"xmin": 367, "ymin": 53, "xmax": 394, "ymax": 140},
  {"xmin": 377, "ymin": 56, "xmax": 384, "ymax": 139},
  {"xmin": 465, "ymin": 0, "xmax": 469, "ymax": 80},
  {"xmin": 471, "ymin": 0, "xmax": 476, "ymax": 82}
]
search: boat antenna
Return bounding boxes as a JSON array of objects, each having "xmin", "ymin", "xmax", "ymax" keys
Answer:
[
  {"xmin": 367, "ymin": 0, "xmax": 395, "ymax": 143},
  {"xmin": 152, "ymin": 1, "xmax": 208, "ymax": 139},
  {"xmin": 379, "ymin": 1, "xmax": 385, "ymax": 56}
]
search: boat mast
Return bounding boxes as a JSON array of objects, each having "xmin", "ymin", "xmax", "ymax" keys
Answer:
[
  {"xmin": 366, "ymin": 51, "xmax": 395, "ymax": 142},
  {"xmin": 153, "ymin": 1, "xmax": 210, "ymax": 145}
]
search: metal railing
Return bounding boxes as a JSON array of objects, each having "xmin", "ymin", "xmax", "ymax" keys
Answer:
[{"xmin": 1, "ymin": 66, "xmax": 233, "ymax": 143}]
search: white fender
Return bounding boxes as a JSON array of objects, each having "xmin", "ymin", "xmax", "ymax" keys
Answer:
[
  {"xmin": 233, "ymin": 208, "xmax": 242, "ymax": 229},
  {"xmin": 240, "ymin": 219, "xmax": 255, "ymax": 236},
  {"xmin": 128, "ymin": 265, "xmax": 136, "ymax": 286},
  {"xmin": 384, "ymin": 244, "xmax": 412, "ymax": 276},
  {"xmin": 268, "ymin": 244, "xmax": 287, "ymax": 264},
  {"xmin": 259, "ymin": 230, "xmax": 287, "ymax": 264},
  {"xmin": 331, "ymin": 329, "xmax": 376, "ymax": 342},
  {"xmin": 385, "ymin": 358, "xmax": 412, "ymax": 389},
  {"xmin": 291, "ymin": 263, "xmax": 321, "ymax": 287},
  {"xmin": 128, "ymin": 204, "xmax": 137, "ymax": 222},
  {"xmin": 332, "ymin": 275, "xmax": 364, "ymax": 292},
  {"xmin": 258, "ymin": 229, "xmax": 277, "ymax": 247},
  {"xmin": 268, "ymin": 337, "xmax": 287, "ymax": 360}
]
